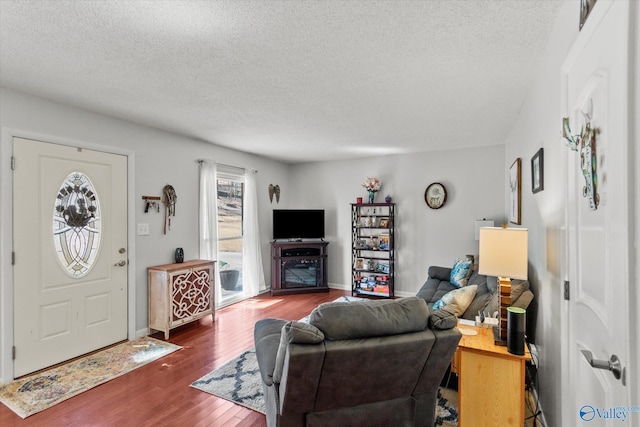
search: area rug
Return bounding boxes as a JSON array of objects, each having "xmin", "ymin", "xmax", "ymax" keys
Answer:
[
  {"xmin": 0, "ymin": 337, "xmax": 181, "ymax": 418},
  {"xmin": 191, "ymin": 348, "xmax": 459, "ymax": 426}
]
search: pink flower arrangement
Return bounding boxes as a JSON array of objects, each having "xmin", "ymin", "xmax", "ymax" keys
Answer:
[{"xmin": 362, "ymin": 177, "xmax": 381, "ymax": 192}]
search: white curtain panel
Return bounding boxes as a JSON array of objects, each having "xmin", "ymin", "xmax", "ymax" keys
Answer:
[
  {"xmin": 199, "ymin": 161, "xmax": 222, "ymax": 308},
  {"xmin": 243, "ymin": 170, "xmax": 266, "ymax": 296}
]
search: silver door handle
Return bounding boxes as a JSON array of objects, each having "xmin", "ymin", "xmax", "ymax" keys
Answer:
[
  {"xmin": 581, "ymin": 350, "xmax": 625, "ymax": 383},
  {"xmin": 114, "ymin": 260, "xmax": 127, "ymax": 267}
]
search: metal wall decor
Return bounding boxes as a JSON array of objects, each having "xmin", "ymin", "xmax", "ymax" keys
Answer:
[
  {"xmin": 163, "ymin": 184, "xmax": 177, "ymax": 234},
  {"xmin": 53, "ymin": 172, "xmax": 101, "ymax": 277},
  {"xmin": 268, "ymin": 184, "xmax": 281, "ymax": 203},
  {"xmin": 562, "ymin": 101, "xmax": 599, "ymax": 210}
]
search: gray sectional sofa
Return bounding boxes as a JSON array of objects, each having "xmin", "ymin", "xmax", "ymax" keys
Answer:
[{"xmin": 416, "ymin": 265, "xmax": 534, "ymax": 321}]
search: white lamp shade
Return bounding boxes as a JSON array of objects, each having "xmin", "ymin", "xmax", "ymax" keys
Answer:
[
  {"xmin": 478, "ymin": 227, "xmax": 528, "ymax": 279},
  {"xmin": 474, "ymin": 220, "xmax": 495, "ymax": 240}
]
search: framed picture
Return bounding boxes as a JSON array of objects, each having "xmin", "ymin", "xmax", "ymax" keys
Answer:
[
  {"xmin": 579, "ymin": 0, "xmax": 598, "ymax": 31},
  {"xmin": 509, "ymin": 158, "xmax": 522, "ymax": 225},
  {"xmin": 355, "ymin": 239, "xmax": 367, "ymax": 249},
  {"xmin": 376, "ymin": 262, "xmax": 390, "ymax": 274},
  {"xmin": 531, "ymin": 148, "xmax": 544, "ymax": 194},
  {"xmin": 378, "ymin": 217, "xmax": 389, "ymax": 228},
  {"xmin": 378, "ymin": 234, "xmax": 390, "ymax": 250},
  {"xmin": 355, "ymin": 258, "xmax": 365, "ymax": 270}
]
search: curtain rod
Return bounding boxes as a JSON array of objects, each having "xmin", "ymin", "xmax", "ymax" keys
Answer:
[{"xmin": 197, "ymin": 159, "xmax": 258, "ymax": 173}]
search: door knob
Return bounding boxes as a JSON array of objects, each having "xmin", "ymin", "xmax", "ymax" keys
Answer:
[
  {"xmin": 114, "ymin": 260, "xmax": 127, "ymax": 267},
  {"xmin": 581, "ymin": 350, "xmax": 625, "ymax": 384}
]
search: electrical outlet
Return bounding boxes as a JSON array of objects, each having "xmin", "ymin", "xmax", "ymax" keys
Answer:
[{"xmin": 137, "ymin": 223, "xmax": 150, "ymax": 236}]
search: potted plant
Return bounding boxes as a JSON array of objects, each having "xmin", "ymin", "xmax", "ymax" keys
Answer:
[{"xmin": 219, "ymin": 261, "xmax": 240, "ymax": 291}]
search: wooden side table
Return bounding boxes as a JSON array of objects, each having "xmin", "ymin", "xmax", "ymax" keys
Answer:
[{"xmin": 454, "ymin": 323, "xmax": 531, "ymax": 427}]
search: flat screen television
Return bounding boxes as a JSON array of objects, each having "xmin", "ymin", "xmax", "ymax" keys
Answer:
[{"xmin": 273, "ymin": 209, "xmax": 325, "ymax": 240}]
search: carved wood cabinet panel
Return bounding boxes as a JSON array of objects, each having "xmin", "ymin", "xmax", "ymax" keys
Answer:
[{"xmin": 148, "ymin": 260, "xmax": 215, "ymax": 339}]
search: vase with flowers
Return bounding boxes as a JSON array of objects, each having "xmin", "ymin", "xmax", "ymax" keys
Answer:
[{"xmin": 362, "ymin": 177, "xmax": 381, "ymax": 204}]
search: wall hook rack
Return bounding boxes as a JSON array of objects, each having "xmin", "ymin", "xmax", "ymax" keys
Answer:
[{"xmin": 142, "ymin": 196, "xmax": 161, "ymax": 213}]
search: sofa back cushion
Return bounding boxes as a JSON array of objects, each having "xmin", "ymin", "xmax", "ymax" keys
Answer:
[{"xmin": 309, "ymin": 297, "xmax": 429, "ymax": 341}]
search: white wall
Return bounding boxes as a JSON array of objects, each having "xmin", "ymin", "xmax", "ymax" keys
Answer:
[
  {"xmin": 289, "ymin": 145, "xmax": 506, "ymax": 295},
  {"xmin": 503, "ymin": 1, "xmax": 579, "ymax": 425},
  {"xmin": 634, "ymin": 0, "xmax": 640, "ymax": 409},
  {"xmin": 0, "ymin": 87, "xmax": 289, "ymax": 383}
]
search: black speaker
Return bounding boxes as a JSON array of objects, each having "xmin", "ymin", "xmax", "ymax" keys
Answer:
[{"xmin": 507, "ymin": 307, "xmax": 526, "ymax": 356}]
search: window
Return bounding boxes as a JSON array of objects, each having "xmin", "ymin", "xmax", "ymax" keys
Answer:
[{"xmin": 216, "ymin": 167, "xmax": 244, "ymax": 305}]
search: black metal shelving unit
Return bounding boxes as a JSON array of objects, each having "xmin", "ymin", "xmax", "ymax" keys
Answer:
[{"xmin": 351, "ymin": 203, "xmax": 395, "ymax": 298}]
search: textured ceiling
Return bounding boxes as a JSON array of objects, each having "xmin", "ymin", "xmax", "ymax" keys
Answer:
[{"xmin": 0, "ymin": 0, "xmax": 562, "ymax": 164}]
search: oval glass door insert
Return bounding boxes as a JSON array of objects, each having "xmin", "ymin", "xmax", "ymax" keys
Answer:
[{"xmin": 52, "ymin": 172, "xmax": 102, "ymax": 277}]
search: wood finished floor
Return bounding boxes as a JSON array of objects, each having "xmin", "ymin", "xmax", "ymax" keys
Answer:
[
  {"xmin": 1, "ymin": 289, "xmax": 349, "ymax": 427},
  {"xmin": 2, "ymin": 289, "xmax": 542, "ymax": 426}
]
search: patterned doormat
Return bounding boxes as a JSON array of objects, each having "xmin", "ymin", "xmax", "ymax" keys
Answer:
[
  {"xmin": 191, "ymin": 348, "xmax": 459, "ymax": 426},
  {"xmin": 0, "ymin": 337, "xmax": 181, "ymax": 418}
]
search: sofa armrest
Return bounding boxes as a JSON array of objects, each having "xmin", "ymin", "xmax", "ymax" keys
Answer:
[
  {"xmin": 414, "ymin": 327, "xmax": 461, "ymax": 394},
  {"xmin": 513, "ymin": 290, "xmax": 534, "ymax": 310},
  {"xmin": 428, "ymin": 310, "xmax": 458, "ymax": 330},
  {"xmin": 254, "ymin": 318, "xmax": 287, "ymax": 386},
  {"xmin": 278, "ymin": 342, "xmax": 326, "ymax": 415}
]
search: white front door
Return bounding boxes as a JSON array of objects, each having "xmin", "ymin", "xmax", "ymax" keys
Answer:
[
  {"xmin": 13, "ymin": 137, "xmax": 128, "ymax": 377},
  {"xmin": 563, "ymin": 1, "xmax": 632, "ymax": 424}
]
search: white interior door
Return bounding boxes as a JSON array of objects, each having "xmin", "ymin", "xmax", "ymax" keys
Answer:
[
  {"xmin": 563, "ymin": 1, "xmax": 631, "ymax": 424},
  {"xmin": 13, "ymin": 137, "xmax": 128, "ymax": 377}
]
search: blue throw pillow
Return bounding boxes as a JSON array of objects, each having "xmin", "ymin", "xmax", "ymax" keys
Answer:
[{"xmin": 450, "ymin": 257, "xmax": 473, "ymax": 287}]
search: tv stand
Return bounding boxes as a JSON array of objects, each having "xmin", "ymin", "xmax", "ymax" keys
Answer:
[{"xmin": 271, "ymin": 241, "xmax": 329, "ymax": 295}]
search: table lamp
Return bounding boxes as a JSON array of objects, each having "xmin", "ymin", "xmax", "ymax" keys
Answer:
[{"xmin": 478, "ymin": 226, "xmax": 528, "ymax": 345}]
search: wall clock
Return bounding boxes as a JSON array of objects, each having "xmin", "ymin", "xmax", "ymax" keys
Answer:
[{"xmin": 425, "ymin": 183, "xmax": 447, "ymax": 209}]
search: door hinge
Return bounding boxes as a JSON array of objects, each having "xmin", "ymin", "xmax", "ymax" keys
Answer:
[
  {"xmin": 564, "ymin": 280, "xmax": 570, "ymax": 300},
  {"xmin": 11, "ymin": 251, "xmax": 15, "ymax": 265},
  {"xmin": 12, "ymin": 346, "xmax": 16, "ymax": 360},
  {"xmin": 11, "ymin": 156, "xmax": 15, "ymax": 170}
]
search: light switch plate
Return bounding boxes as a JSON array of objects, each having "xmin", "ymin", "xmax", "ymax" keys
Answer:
[{"xmin": 137, "ymin": 223, "xmax": 150, "ymax": 236}]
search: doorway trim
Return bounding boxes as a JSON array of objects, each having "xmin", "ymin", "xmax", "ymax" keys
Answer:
[{"xmin": 0, "ymin": 127, "xmax": 137, "ymax": 383}]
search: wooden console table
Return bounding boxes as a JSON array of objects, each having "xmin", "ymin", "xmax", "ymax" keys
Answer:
[
  {"xmin": 453, "ymin": 323, "xmax": 531, "ymax": 426},
  {"xmin": 148, "ymin": 260, "xmax": 215, "ymax": 339}
]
